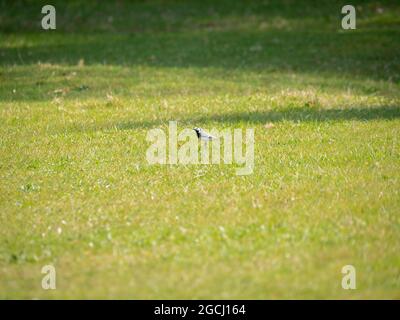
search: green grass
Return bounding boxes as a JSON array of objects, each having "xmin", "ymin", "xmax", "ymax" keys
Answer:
[{"xmin": 0, "ymin": 0, "xmax": 399, "ymax": 299}]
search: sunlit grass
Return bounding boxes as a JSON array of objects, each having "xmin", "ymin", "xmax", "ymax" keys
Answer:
[{"xmin": 0, "ymin": 0, "xmax": 399, "ymax": 299}]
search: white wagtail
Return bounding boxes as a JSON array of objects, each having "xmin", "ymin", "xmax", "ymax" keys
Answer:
[{"xmin": 193, "ymin": 127, "xmax": 216, "ymax": 141}]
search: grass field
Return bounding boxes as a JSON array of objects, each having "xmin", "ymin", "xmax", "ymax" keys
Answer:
[{"xmin": 0, "ymin": 0, "xmax": 399, "ymax": 299}]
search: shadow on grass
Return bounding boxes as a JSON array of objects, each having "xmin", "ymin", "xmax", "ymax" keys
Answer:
[
  {"xmin": 2, "ymin": 28, "xmax": 399, "ymax": 103},
  {"xmin": 70, "ymin": 105, "xmax": 400, "ymax": 133},
  {"xmin": 1, "ymin": 0, "xmax": 399, "ymax": 103},
  {"xmin": 1, "ymin": 29, "xmax": 398, "ymax": 82}
]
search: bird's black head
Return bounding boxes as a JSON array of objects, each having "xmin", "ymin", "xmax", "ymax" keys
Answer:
[{"xmin": 193, "ymin": 127, "xmax": 201, "ymax": 138}]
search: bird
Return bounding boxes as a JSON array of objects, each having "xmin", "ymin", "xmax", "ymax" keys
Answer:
[{"xmin": 193, "ymin": 127, "xmax": 215, "ymax": 141}]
